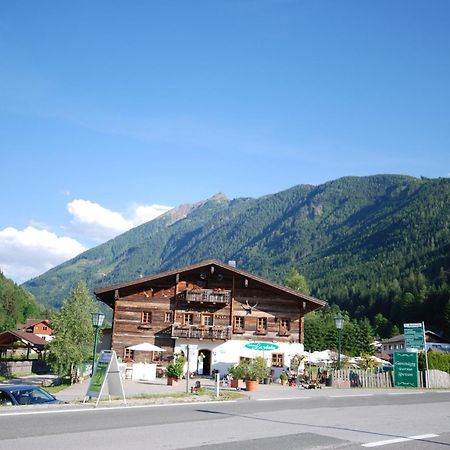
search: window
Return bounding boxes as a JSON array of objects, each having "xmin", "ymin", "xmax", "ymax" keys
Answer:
[
  {"xmin": 183, "ymin": 313, "xmax": 194, "ymax": 325},
  {"xmin": 234, "ymin": 316, "xmax": 244, "ymax": 330},
  {"xmin": 279, "ymin": 318, "xmax": 290, "ymax": 335},
  {"xmin": 124, "ymin": 349, "xmax": 134, "ymax": 361},
  {"xmin": 202, "ymin": 314, "xmax": 213, "ymax": 326},
  {"xmin": 42, "ymin": 326, "xmax": 48, "ymax": 331},
  {"xmin": 272, "ymin": 353, "xmax": 284, "ymax": 368},
  {"xmin": 141, "ymin": 311, "xmax": 152, "ymax": 324},
  {"xmin": 164, "ymin": 311, "xmax": 173, "ymax": 323},
  {"xmin": 257, "ymin": 317, "xmax": 267, "ymax": 331}
]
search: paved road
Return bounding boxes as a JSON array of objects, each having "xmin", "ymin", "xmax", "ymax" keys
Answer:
[{"xmin": 0, "ymin": 390, "xmax": 449, "ymax": 449}]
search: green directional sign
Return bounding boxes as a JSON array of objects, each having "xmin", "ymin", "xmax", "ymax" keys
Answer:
[
  {"xmin": 245, "ymin": 342, "xmax": 279, "ymax": 351},
  {"xmin": 394, "ymin": 351, "xmax": 419, "ymax": 388},
  {"xmin": 404, "ymin": 323, "xmax": 424, "ymax": 350}
]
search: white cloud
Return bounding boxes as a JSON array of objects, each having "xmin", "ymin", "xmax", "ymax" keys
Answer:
[
  {"xmin": 67, "ymin": 199, "xmax": 172, "ymax": 241},
  {"xmin": 0, "ymin": 226, "xmax": 87, "ymax": 284},
  {"xmin": 131, "ymin": 203, "xmax": 173, "ymax": 225},
  {"xmin": 0, "ymin": 199, "xmax": 172, "ymax": 283}
]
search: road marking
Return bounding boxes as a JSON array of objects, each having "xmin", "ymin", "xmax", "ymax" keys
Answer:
[
  {"xmin": 388, "ymin": 391, "xmax": 424, "ymax": 395},
  {"xmin": 362, "ymin": 434, "xmax": 439, "ymax": 447},
  {"xmin": 330, "ymin": 394, "xmax": 374, "ymax": 398},
  {"xmin": 256, "ymin": 397, "xmax": 311, "ymax": 401},
  {"xmin": 0, "ymin": 400, "xmax": 238, "ymax": 417}
]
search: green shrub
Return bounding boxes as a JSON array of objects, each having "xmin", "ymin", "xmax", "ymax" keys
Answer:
[
  {"xmin": 419, "ymin": 351, "xmax": 450, "ymax": 373},
  {"xmin": 166, "ymin": 354, "xmax": 186, "ymax": 379},
  {"xmin": 229, "ymin": 357, "xmax": 269, "ymax": 381}
]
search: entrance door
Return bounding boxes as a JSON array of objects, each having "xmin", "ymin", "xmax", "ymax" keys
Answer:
[{"xmin": 197, "ymin": 349, "xmax": 211, "ymax": 376}]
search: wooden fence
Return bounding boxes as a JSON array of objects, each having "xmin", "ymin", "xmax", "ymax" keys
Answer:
[
  {"xmin": 419, "ymin": 370, "xmax": 450, "ymax": 388},
  {"xmin": 332, "ymin": 368, "xmax": 450, "ymax": 389},
  {"xmin": 331, "ymin": 369, "xmax": 393, "ymax": 388}
]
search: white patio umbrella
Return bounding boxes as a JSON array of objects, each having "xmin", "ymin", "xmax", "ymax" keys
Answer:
[{"xmin": 126, "ymin": 342, "xmax": 165, "ymax": 352}]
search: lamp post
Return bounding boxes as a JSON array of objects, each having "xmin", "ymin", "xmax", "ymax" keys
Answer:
[
  {"xmin": 334, "ymin": 315, "xmax": 344, "ymax": 370},
  {"xmin": 91, "ymin": 312, "xmax": 105, "ymax": 376}
]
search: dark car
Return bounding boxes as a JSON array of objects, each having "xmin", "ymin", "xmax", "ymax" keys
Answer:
[{"xmin": 0, "ymin": 384, "xmax": 63, "ymax": 406}]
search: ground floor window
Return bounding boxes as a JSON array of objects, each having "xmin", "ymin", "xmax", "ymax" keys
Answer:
[
  {"xmin": 124, "ymin": 348, "xmax": 135, "ymax": 362},
  {"xmin": 272, "ymin": 353, "xmax": 284, "ymax": 367}
]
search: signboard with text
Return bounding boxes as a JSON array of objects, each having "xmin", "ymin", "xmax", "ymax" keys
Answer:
[
  {"xmin": 85, "ymin": 350, "xmax": 126, "ymax": 406},
  {"xmin": 404, "ymin": 323, "xmax": 425, "ymax": 350},
  {"xmin": 244, "ymin": 342, "xmax": 279, "ymax": 351},
  {"xmin": 394, "ymin": 351, "xmax": 419, "ymax": 388}
]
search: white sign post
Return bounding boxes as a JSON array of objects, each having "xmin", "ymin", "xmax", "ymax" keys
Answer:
[{"xmin": 84, "ymin": 350, "xmax": 126, "ymax": 407}]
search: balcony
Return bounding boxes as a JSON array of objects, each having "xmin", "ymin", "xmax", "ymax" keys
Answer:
[
  {"xmin": 180, "ymin": 288, "xmax": 231, "ymax": 305},
  {"xmin": 171, "ymin": 324, "xmax": 231, "ymax": 340}
]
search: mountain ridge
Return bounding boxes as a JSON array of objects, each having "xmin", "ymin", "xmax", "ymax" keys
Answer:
[{"xmin": 22, "ymin": 174, "xmax": 450, "ymax": 337}]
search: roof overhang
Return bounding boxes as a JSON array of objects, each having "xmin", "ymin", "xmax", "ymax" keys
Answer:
[{"xmin": 94, "ymin": 259, "xmax": 327, "ymax": 312}]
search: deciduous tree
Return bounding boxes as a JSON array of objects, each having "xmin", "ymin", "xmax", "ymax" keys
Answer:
[{"xmin": 47, "ymin": 281, "xmax": 97, "ymax": 383}]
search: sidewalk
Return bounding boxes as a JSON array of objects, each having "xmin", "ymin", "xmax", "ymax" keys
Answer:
[
  {"xmin": 4, "ymin": 374, "xmax": 438, "ymax": 405},
  {"xmin": 55, "ymin": 376, "xmax": 331, "ymax": 403}
]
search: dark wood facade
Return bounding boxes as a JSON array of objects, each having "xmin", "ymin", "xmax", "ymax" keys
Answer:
[{"xmin": 94, "ymin": 260, "xmax": 326, "ymax": 362}]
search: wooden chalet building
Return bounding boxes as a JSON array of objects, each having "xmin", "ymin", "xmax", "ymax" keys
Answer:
[{"xmin": 94, "ymin": 260, "xmax": 326, "ymax": 377}]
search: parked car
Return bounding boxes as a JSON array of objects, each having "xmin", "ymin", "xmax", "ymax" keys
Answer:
[{"xmin": 0, "ymin": 384, "xmax": 63, "ymax": 406}]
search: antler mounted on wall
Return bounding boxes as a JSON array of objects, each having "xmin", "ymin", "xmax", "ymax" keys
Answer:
[{"xmin": 243, "ymin": 300, "xmax": 259, "ymax": 315}]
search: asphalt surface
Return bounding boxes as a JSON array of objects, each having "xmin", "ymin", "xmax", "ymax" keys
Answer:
[{"xmin": 1, "ymin": 375, "xmax": 449, "ymax": 449}]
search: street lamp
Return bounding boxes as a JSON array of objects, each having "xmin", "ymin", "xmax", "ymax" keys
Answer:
[
  {"xmin": 334, "ymin": 315, "xmax": 344, "ymax": 370},
  {"xmin": 91, "ymin": 312, "xmax": 105, "ymax": 376}
]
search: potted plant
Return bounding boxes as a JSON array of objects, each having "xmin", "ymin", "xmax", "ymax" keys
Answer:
[
  {"xmin": 279, "ymin": 371, "xmax": 289, "ymax": 386},
  {"xmin": 166, "ymin": 354, "xmax": 186, "ymax": 386},
  {"xmin": 230, "ymin": 357, "xmax": 269, "ymax": 391},
  {"xmin": 228, "ymin": 363, "xmax": 246, "ymax": 388}
]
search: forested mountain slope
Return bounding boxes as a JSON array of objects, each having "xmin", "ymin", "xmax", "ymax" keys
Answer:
[
  {"xmin": 0, "ymin": 272, "xmax": 46, "ymax": 331},
  {"xmin": 23, "ymin": 175, "xmax": 450, "ymax": 337}
]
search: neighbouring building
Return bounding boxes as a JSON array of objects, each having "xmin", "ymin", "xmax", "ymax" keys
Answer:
[
  {"xmin": 381, "ymin": 330, "xmax": 450, "ymax": 360},
  {"xmin": 94, "ymin": 259, "xmax": 326, "ymax": 377},
  {"xmin": 17, "ymin": 319, "xmax": 53, "ymax": 342}
]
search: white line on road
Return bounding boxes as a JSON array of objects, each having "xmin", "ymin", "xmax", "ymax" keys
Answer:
[
  {"xmin": 330, "ymin": 394, "xmax": 374, "ymax": 398},
  {"xmin": 362, "ymin": 433, "xmax": 439, "ymax": 447},
  {"xmin": 256, "ymin": 397, "xmax": 311, "ymax": 401},
  {"xmin": 388, "ymin": 392, "xmax": 424, "ymax": 395}
]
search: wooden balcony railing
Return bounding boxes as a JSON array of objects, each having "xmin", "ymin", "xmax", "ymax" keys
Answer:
[
  {"xmin": 180, "ymin": 288, "xmax": 231, "ymax": 304},
  {"xmin": 171, "ymin": 324, "xmax": 231, "ymax": 340}
]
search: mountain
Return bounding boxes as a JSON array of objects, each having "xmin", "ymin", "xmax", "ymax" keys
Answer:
[
  {"xmin": 0, "ymin": 272, "xmax": 46, "ymax": 331},
  {"xmin": 23, "ymin": 175, "xmax": 450, "ymax": 337}
]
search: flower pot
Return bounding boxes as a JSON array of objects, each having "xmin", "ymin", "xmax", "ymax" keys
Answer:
[
  {"xmin": 230, "ymin": 379, "xmax": 241, "ymax": 388},
  {"xmin": 167, "ymin": 377, "xmax": 179, "ymax": 386},
  {"xmin": 245, "ymin": 380, "xmax": 258, "ymax": 391}
]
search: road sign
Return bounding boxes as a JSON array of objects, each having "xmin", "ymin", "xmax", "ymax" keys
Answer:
[
  {"xmin": 394, "ymin": 351, "xmax": 419, "ymax": 388},
  {"xmin": 404, "ymin": 323, "xmax": 425, "ymax": 350}
]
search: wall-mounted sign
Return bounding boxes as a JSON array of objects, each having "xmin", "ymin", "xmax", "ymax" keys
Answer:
[{"xmin": 245, "ymin": 342, "xmax": 279, "ymax": 351}]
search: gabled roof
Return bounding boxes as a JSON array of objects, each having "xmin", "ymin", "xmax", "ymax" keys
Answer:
[
  {"xmin": 0, "ymin": 330, "xmax": 48, "ymax": 349},
  {"xmin": 94, "ymin": 259, "xmax": 327, "ymax": 310},
  {"xmin": 16, "ymin": 319, "xmax": 52, "ymax": 331}
]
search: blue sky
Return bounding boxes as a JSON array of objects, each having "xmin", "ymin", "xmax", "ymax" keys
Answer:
[{"xmin": 1, "ymin": 1, "xmax": 449, "ymax": 283}]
